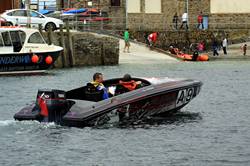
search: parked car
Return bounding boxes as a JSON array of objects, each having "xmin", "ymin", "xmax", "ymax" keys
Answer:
[
  {"xmin": 0, "ymin": 17, "xmax": 7, "ymax": 26},
  {"xmin": 0, "ymin": 9, "xmax": 63, "ymax": 31}
]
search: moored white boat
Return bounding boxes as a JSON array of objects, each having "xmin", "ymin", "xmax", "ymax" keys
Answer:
[{"xmin": 0, "ymin": 26, "xmax": 63, "ymax": 74}]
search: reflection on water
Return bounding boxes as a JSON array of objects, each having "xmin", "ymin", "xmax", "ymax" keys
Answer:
[
  {"xmin": 94, "ymin": 111, "xmax": 202, "ymax": 129},
  {"xmin": 145, "ymin": 112, "xmax": 202, "ymax": 125}
]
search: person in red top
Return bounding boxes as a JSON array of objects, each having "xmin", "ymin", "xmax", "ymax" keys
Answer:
[
  {"xmin": 119, "ymin": 74, "xmax": 141, "ymax": 91},
  {"xmin": 147, "ymin": 32, "xmax": 158, "ymax": 47},
  {"xmin": 197, "ymin": 11, "xmax": 204, "ymax": 30},
  {"xmin": 117, "ymin": 74, "xmax": 142, "ymax": 121}
]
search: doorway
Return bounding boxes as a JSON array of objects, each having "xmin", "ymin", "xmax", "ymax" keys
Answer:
[
  {"xmin": 202, "ymin": 15, "xmax": 209, "ymax": 30},
  {"xmin": 0, "ymin": 0, "xmax": 13, "ymax": 13}
]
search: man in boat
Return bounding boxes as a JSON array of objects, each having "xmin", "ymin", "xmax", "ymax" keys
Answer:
[
  {"xmin": 88, "ymin": 72, "xmax": 109, "ymax": 100},
  {"xmin": 116, "ymin": 74, "xmax": 142, "ymax": 122},
  {"xmin": 119, "ymin": 74, "xmax": 141, "ymax": 91}
]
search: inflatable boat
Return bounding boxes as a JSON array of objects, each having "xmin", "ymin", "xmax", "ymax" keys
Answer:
[
  {"xmin": 14, "ymin": 77, "xmax": 202, "ymax": 127},
  {"xmin": 177, "ymin": 53, "xmax": 209, "ymax": 61},
  {"xmin": 169, "ymin": 47, "xmax": 209, "ymax": 61}
]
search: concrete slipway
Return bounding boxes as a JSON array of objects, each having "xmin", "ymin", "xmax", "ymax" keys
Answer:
[{"xmin": 118, "ymin": 40, "xmax": 178, "ymax": 64}]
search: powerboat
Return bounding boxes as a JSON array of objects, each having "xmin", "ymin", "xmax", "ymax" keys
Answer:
[
  {"xmin": 0, "ymin": 26, "xmax": 63, "ymax": 74},
  {"xmin": 14, "ymin": 77, "xmax": 202, "ymax": 127}
]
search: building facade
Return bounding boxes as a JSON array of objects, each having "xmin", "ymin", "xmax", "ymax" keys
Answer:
[
  {"xmin": 11, "ymin": 0, "xmax": 249, "ymax": 31},
  {"xmin": 0, "ymin": 0, "xmax": 21, "ymax": 13}
]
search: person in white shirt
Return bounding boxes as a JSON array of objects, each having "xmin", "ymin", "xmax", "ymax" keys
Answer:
[
  {"xmin": 222, "ymin": 38, "xmax": 228, "ymax": 55},
  {"xmin": 180, "ymin": 12, "xmax": 188, "ymax": 30}
]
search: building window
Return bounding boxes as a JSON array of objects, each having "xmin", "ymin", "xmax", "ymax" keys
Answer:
[
  {"xmin": 145, "ymin": 0, "xmax": 161, "ymax": 13},
  {"xmin": 128, "ymin": 0, "xmax": 140, "ymax": 13},
  {"xmin": 111, "ymin": 0, "xmax": 120, "ymax": 6},
  {"xmin": 211, "ymin": 0, "xmax": 250, "ymax": 13}
]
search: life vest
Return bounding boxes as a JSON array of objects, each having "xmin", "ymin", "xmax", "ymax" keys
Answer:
[
  {"xmin": 119, "ymin": 80, "xmax": 137, "ymax": 91},
  {"xmin": 90, "ymin": 81, "xmax": 109, "ymax": 99},
  {"xmin": 91, "ymin": 81, "xmax": 104, "ymax": 89}
]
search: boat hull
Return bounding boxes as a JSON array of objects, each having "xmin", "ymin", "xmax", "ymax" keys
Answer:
[
  {"xmin": 0, "ymin": 51, "xmax": 61, "ymax": 73},
  {"xmin": 62, "ymin": 83, "xmax": 201, "ymax": 127}
]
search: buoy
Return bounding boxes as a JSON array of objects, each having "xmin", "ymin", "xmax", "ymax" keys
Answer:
[
  {"xmin": 197, "ymin": 54, "xmax": 209, "ymax": 61},
  {"xmin": 45, "ymin": 56, "xmax": 53, "ymax": 64},
  {"xmin": 31, "ymin": 54, "xmax": 39, "ymax": 63}
]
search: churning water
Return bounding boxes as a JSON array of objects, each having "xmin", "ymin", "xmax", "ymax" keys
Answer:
[{"xmin": 1, "ymin": 60, "xmax": 250, "ymax": 165}]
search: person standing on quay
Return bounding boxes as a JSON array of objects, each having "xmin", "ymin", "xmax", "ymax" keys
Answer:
[
  {"xmin": 147, "ymin": 32, "xmax": 158, "ymax": 47},
  {"xmin": 197, "ymin": 11, "xmax": 204, "ymax": 30},
  {"xmin": 180, "ymin": 12, "xmax": 188, "ymax": 30},
  {"xmin": 212, "ymin": 39, "xmax": 219, "ymax": 56},
  {"xmin": 123, "ymin": 28, "xmax": 130, "ymax": 53},
  {"xmin": 222, "ymin": 38, "xmax": 228, "ymax": 55},
  {"xmin": 241, "ymin": 44, "xmax": 247, "ymax": 56}
]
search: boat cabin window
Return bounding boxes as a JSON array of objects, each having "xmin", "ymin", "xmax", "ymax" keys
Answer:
[
  {"xmin": 18, "ymin": 31, "xmax": 26, "ymax": 44},
  {"xmin": 28, "ymin": 32, "xmax": 45, "ymax": 44},
  {"xmin": 0, "ymin": 31, "xmax": 26, "ymax": 52},
  {"xmin": 10, "ymin": 31, "xmax": 26, "ymax": 52},
  {"xmin": 1, "ymin": 32, "xmax": 12, "ymax": 46},
  {"xmin": 0, "ymin": 34, "xmax": 4, "ymax": 47}
]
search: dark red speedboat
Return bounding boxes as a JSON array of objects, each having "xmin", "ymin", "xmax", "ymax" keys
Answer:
[{"xmin": 14, "ymin": 77, "xmax": 202, "ymax": 127}]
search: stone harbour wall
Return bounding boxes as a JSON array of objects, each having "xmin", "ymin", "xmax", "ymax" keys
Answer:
[
  {"xmin": 42, "ymin": 31, "xmax": 119, "ymax": 68},
  {"xmin": 129, "ymin": 29, "xmax": 250, "ymax": 53},
  {"xmin": 72, "ymin": 32, "xmax": 119, "ymax": 66}
]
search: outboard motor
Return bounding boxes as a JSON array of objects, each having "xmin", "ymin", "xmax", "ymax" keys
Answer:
[{"xmin": 36, "ymin": 89, "xmax": 69, "ymax": 124}]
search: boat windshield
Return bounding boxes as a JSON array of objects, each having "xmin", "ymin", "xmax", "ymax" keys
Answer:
[
  {"xmin": 28, "ymin": 32, "xmax": 45, "ymax": 44},
  {"xmin": 0, "ymin": 33, "xmax": 4, "ymax": 47}
]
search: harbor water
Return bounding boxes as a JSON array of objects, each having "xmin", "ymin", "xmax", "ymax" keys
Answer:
[{"xmin": 0, "ymin": 60, "xmax": 250, "ymax": 166}]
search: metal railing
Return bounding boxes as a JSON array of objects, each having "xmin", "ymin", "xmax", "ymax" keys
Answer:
[{"xmin": 56, "ymin": 14, "xmax": 250, "ymax": 32}]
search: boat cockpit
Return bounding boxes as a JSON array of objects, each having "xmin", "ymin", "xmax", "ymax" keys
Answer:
[{"xmin": 65, "ymin": 78, "xmax": 151, "ymax": 102}]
